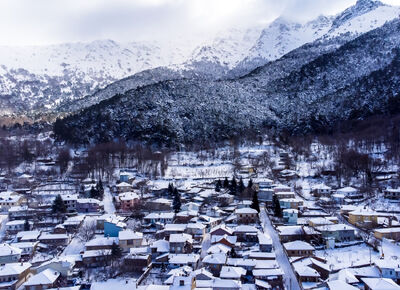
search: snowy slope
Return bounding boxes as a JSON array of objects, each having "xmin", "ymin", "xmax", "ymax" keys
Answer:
[
  {"xmin": 0, "ymin": 0, "xmax": 399, "ymax": 116},
  {"xmin": 187, "ymin": 27, "xmax": 263, "ymax": 70},
  {"xmin": 247, "ymin": 16, "xmax": 332, "ymax": 62},
  {"xmin": 0, "ymin": 39, "xmax": 192, "ymax": 78},
  {"xmin": 233, "ymin": 0, "xmax": 400, "ymax": 76}
]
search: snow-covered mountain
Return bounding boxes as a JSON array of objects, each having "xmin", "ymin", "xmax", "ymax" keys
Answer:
[
  {"xmin": 0, "ymin": 0, "xmax": 399, "ymax": 116},
  {"xmin": 53, "ymin": 16, "xmax": 400, "ymax": 145}
]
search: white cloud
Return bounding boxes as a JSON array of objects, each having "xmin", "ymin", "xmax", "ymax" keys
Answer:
[{"xmin": 0, "ymin": 0, "xmax": 397, "ymax": 46}]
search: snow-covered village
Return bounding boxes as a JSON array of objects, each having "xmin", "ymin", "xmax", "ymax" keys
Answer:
[
  {"xmin": 0, "ymin": 128, "xmax": 400, "ymax": 290},
  {"xmin": 2, "ymin": 0, "xmax": 400, "ymax": 289}
]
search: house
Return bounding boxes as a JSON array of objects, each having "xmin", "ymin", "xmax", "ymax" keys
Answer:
[
  {"xmin": 283, "ymin": 240, "xmax": 315, "ymax": 257},
  {"xmin": 62, "ymin": 216, "xmax": 84, "ymax": 232},
  {"xmin": 16, "ymin": 231, "xmax": 41, "ymax": 242},
  {"xmin": 118, "ymin": 230, "xmax": 143, "ymax": 252},
  {"xmin": 146, "ymin": 198, "xmax": 172, "ymax": 211},
  {"xmin": 273, "ymin": 185, "xmax": 291, "ymax": 193},
  {"xmin": 169, "ymin": 233, "xmax": 193, "ymax": 254},
  {"xmin": 218, "ymin": 192, "xmax": 234, "ymax": 205},
  {"xmin": 85, "ymin": 237, "xmax": 118, "ymax": 251},
  {"xmin": 308, "ymin": 217, "xmax": 334, "ymax": 228},
  {"xmin": 123, "ymin": 254, "xmax": 151, "ymax": 272},
  {"xmin": 237, "ymin": 200, "xmax": 252, "ymax": 209},
  {"xmin": 116, "ymin": 182, "xmax": 133, "ymax": 193},
  {"xmin": 96, "ymin": 214, "xmax": 126, "ymax": 231},
  {"xmin": 185, "ymin": 223, "xmax": 206, "ymax": 241},
  {"xmin": 175, "ymin": 211, "xmax": 198, "ymax": 224},
  {"xmin": 119, "ymin": 171, "xmax": 134, "ymax": 183},
  {"xmin": 207, "ymin": 244, "xmax": 232, "ymax": 255},
  {"xmin": 283, "ymin": 209, "xmax": 298, "ymax": 225},
  {"xmin": 383, "ymin": 188, "xmax": 400, "ymax": 200},
  {"xmin": 104, "ymin": 219, "xmax": 126, "ymax": 237},
  {"xmin": 247, "ymin": 252, "xmax": 276, "ymax": 260},
  {"xmin": 118, "ymin": 192, "xmax": 140, "ymax": 212},
  {"xmin": 11, "ymin": 242, "xmax": 38, "ymax": 257},
  {"xmin": 192, "ymin": 268, "xmax": 214, "ymax": 281},
  {"xmin": 234, "ymin": 225, "xmax": 259, "ymax": 243},
  {"xmin": 0, "ymin": 262, "xmax": 31, "ymax": 290},
  {"xmin": 162, "ymin": 224, "xmax": 187, "ymax": 239},
  {"xmin": 348, "ymin": 209, "xmax": 379, "ymax": 228},
  {"xmin": 6, "ymin": 220, "xmax": 32, "ymax": 234},
  {"xmin": 144, "ymin": 212, "xmax": 175, "ymax": 226},
  {"xmin": 0, "ymin": 244, "xmax": 22, "ymax": 264},
  {"xmin": 35, "ymin": 257, "xmax": 75, "ymax": 278},
  {"xmin": 196, "ymin": 278, "xmax": 241, "ymax": 290},
  {"xmin": 82, "ymin": 250, "xmax": 112, "ymax": 267},
  {"xmin": 210, "ymin": 225, "xmax": 234, "ymax": 237},
  {"xmin": 62, "ymin": 194, "xmax": 78, "ymax": 212},
  {"xmin": 197, "ymin": 215, "xmax": 221, "ymax": 230},
  {"xmin": 274, "ymin": 192, "xmax": 296, "ymax": 200},
  {"xmin": 150, "ymin": 239, "xmax": 170, "ymax": 259},
  {"xmin": 374, "ymin": 228, "xmax": 400, "ymax": 240},
  {"xmin": 39, "ymin": 233, "xmax": 69, "ymax": 247},
  {"xmin": 168, "ymin": 254, "xmax": 200, "ymax": 269},
  {"xmin": 219, "ymin": 266, "xmax": 246, "ymax": 280},
  {"xmin": 279, "ymin": 198, "xmax": 304, "ymax": 210},
  {"xmin": 226, "ymin": 258, "xmax": 256, "ymax": 270},
  {"xmin": 374, "ymin": 259, "xmax": 400, "ymax": 282},
  {"xmin": 8, "ymin": 206, "xmax": 34, "ymax": 220},
  {"xmin": 316, "ymin": 224, "xmax": 355, "ymax": 243},
  {"xmin": 235, "ymin": 208, "xmax": 258, "ymax": 224},
  {"xmin": 202, "ymin": 253, "xmax": 227, "ymax": 276},
  {"xmin": 258, "ymin": 233, "xmax": 273, "ymax": 252},
  {"xmin": 277, "ymin": 226, "xmax": 305, "ymax": 242},
  {"xmin": 171, "ymin": 276, "xmax": 195, "ymax": 289},
  {"xmin": 336, "ymin": 187, "xmax": 363, "ymax": 200},
  {"xmin": 311, "ymin": 184, "xmax": 331, "ymax": 197},
  {"xmin": 294, "ymin": 263, "xmax": 320, "ymax": 284},
  {"xmin": 76, "ymin": 198, "xmax": 100, "ymax": 213},
  {"xmin": 252, "ymin": 269, "xmax": 284, "ymax": 287},
  {"xmin": 210, "ymin": 235, "xmax": 237, "ymax": 248},
  {"xmin": 0, "ymin": 192, "xmax": 25, "ymax": 211},
  {"xmin": 361, "ymin": 277, "xmax": 400, "ymax": 290},
  {"xmin": 22, "ymin": 269, "xmax": 61, "ymax": 290}
]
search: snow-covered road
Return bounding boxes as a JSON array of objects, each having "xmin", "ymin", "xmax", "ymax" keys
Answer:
[
  {"xmin": 260, "ymin": 206, "xmax": 300, "ymax": 290},
  {"xmin": 103, "ymin": 187, "xmax": 116, "ymax": 214}
]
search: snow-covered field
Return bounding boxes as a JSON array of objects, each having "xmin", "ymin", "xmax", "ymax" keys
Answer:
[{"xmin": 315, "ymin": 244, "xmax": 380, "ymax": 270}]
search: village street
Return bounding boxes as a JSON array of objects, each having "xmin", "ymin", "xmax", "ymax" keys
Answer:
[
  {"xmin": 260, "ymin": 206, "xmax": 300, "ymax": 290},
  {"xmin": 103, "ymin": 186, "xmax": 116, "ymax": 214}
]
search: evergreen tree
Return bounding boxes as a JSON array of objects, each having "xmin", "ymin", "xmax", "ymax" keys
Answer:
[
  {"xmin": 90, "ymin": 186, "xmax": 99, "ymax": 199},
  {"xmin": 96, "ymin": 179, "xmax": 104, "ymax": 198},
  {"xmin": 215, "ymin": 179, "xmax": 222, "ymax": 192},
  {"xmin": 230, "ymin": 247, "xmax": 237, "ymax": 258},
  {"xmin": 223, "ymin": 177, "xmax": 229, "ymax": 188},
  {"xmin": 230, "ymin": 177, "xmax": 237, "ymax": 194},
  {"xmin": 247, "ymin": 179, "xmax": 253, "ymax": 189},
  {"xmin": 52, "ymin": 194, "xmax": 67, "ymax": 214},
  {"xmin": 172, "ymin": 188, "xmax": 181, "ymax": 213},
  {"xmin": 24, "ymin": 218, "xmax": 30, "ymax": 231},
  {"xmin": 167, "ymin": 183, "xmax": 174, "ymax": 196},
  {"xmin": 251, "ymin": 191, "xmax": 260, "ymax": 213},
  {"xmin": 238, "ymin": 177, "xmax": 245, "ymax": 193},
  {"xmin": 111, "ymin": 241, "xmax": 122, "ymax": 260},
  {"xmin": 273, "ymin": 195, "xmax": 282, "ymax": 217}
]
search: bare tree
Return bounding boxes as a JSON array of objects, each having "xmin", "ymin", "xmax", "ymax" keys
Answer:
[{"xmin": 78, "ymin": 220, "xmax": 97, "ymax": 242}]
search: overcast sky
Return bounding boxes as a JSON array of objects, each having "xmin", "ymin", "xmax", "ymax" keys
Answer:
[{"xmin": 0, "ymin": 0, "xmax": 398, "ymax": 46}]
